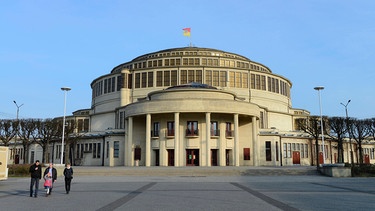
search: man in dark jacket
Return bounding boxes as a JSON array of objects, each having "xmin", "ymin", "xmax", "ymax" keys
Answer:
[
  {"xmin": 29, "ymin": 160, "xmax": 42, "ymax": 197},
  {"xmin": 43, "ymin": 163, "xmax": 57, "ymax": 195}
]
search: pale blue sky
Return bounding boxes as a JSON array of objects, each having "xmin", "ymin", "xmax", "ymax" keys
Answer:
[{"xmin": 1, "ymin": 1, "xmax": 374, "ymax": 119}]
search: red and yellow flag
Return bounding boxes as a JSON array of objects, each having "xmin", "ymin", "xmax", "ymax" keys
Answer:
[{"xmin": 183, "ymin": 28, "xmax": 191, "ymax": 37}]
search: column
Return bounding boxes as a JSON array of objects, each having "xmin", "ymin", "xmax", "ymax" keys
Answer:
[
  {"xmin": 205, "ymin": 112, "xmax": 211, "ymax": 166},
  {"xmin": 219, "ymin": 122, "xmax": 226, "ymax": 166},
  {"xmin": 174, "ymin": 112, "xmax": 180, "ymax": 166},
  {"xmin": 146, "ymin": 114, "xmax": 151, "ymax": 167},
  {"xmin": 234, "ymin": 114, "xmax": 239, "ymax": 166},
  {"xmin": 252, "ymin": 116, "xmax": 258, "ymax": 166},
  {"xmin": 126, "ymin": 117, "xmax": 133, "ymax": 166}
]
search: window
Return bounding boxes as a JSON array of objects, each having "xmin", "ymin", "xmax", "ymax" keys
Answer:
[
  {"xmin": 167, "ymin": 121, "xmax": 174, "ymax": 136},
  {"xmin": 106, "ymin": 142, "xmax": 109, "ymax": 158},
  {"xmin": 211, "ymin": 121, "xmax": 219, "ymax": 136},
  {"xmin": 114, "ymin": 141, "xmax": 119, "ymax": 158},
  {"xmin": 276, "ymin": 142, "xmax": 279, "ymax": 161},
  {"xmin": 244, "ymin": 148, "xmax": 250, "ymax": 160},
  {"xmin": 186, "ymin": 121, "xmax": 198, "ymax": 136},
  {"xmin": 153, "ymin": 122, "xmax": 160, "ymax": 137},
  {"xmin": 265, "ymin": 141, "xmax": 272, "ymax": 161},
  {"xmin": 225, "ymin": 122, "xmax": 233, "ymax": 137}
]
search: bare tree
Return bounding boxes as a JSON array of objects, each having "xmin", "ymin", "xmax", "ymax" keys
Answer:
[
  {"xmin": 328, "ymin": 117, "xmax": 347, "ymax": 163},
  {"xmin": 297, "ymin": 116, "xmax": 327, "ymax": 168},
  {"xmin": 18, "ymin": 119, "xmax": 38, "ymax": 164},
  {"xmin": 350, "ymin": 118, "xmax": 370, "ymax": 164},
  {"xmin": 34, "ymin": 119, "xmax": 60, "ymax": 163},
  {"xmin": 0, "ymin": 119, "xmax": 17, "ymax": 146}
]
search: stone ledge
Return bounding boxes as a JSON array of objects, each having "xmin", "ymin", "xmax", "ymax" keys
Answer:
[{"xmin": 319, "ymin": 164, "xmax": 351, "ymax": 177}]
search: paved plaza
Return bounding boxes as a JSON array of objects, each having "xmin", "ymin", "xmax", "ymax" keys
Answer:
[{"xmin": 0, "ymin": 167, "xmax": 374, "ymax": 211}]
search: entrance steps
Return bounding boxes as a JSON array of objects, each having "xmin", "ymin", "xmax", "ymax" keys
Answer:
[{"xmin": 74, "ymin": 166, "xmax": 320, "ymax": 177}]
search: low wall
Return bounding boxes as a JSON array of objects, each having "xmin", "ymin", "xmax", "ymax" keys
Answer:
[{"xmin": 319, "ymin": 164, "xmax": 351, "ymax": 177}]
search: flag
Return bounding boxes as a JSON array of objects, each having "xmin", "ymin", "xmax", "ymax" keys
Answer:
[{"xmin": 183, "ymin": 28, "xmax": 191, "ymax": 37}]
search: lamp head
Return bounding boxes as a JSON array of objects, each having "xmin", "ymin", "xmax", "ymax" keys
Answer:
[
  {"xmin": 61, "ymin": 87, "xmax": 71, "ymax": 91},
  {"xmin": 314, "ymin": 86, "xmax": 324, "ymax": 90}
]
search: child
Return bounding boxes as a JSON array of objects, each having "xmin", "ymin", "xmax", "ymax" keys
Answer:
[{"xmin": 43, "ymin": 172, "xmax": 53, "ymax": 196}]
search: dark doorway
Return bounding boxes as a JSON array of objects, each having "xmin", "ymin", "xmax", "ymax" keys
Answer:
[
  {"xmin": 154, "ymin": 150, "xmax": 160, "ymax": 166},
  {"xmin": 167, "ymin": 149, "xmax": 174, "ymax": 166},
  {"xmin": 186, "ymin": 149, "xmax": 199, "ymax": 166},
  {"xmin": 211, "ymin": 149, "xmax": 218, "ymax": 166},
  {"xmin": 226, "ymin": 149, "xmax": 230, "ymax": 166}
]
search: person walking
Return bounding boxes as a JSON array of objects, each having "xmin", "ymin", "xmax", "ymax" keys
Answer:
[
  {"xmin": 29, "ymin": 160, "xmax": 42, "ymax": 198},
  {"xmin": 43, "ymin": 163, "xmax": 57, "ymax": 195},
  {"xmin": 63, "ymin": 163, "xmax": 73, "ymax": 194},
  {"xmin": 43, "ymin": 172, "xmax": 53, "ymax": 197}
]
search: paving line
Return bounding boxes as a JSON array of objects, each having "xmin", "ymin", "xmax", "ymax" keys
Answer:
[
  {"xmin": 96, "ymin": 182, "xmax": 157, "ymax": 211},
  {"xmin": 231, "ymin": 183, "xmax": 300, "ymax": 211},
  {"xmin": 311, "ymin": 182, "xmax": 375, "ymax": 195}
]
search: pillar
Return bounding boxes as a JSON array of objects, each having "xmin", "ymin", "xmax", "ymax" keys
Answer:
[{"xmin": 146, "ymin": 114, "xmax": 151, "ymax": 167}]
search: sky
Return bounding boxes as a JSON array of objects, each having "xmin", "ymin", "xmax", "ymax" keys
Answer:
[{"xmin": 1, "ymin": 1, "xmax": 374, "ymax": 120}]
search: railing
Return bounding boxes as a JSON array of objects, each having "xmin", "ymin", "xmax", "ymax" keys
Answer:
[
  {"xmin": 225, "ymin": 130, "xmax": 234, "ymax": 138},
  {"xmin": 186, "ymin": 129, "xmax": 199, "ymax": 137},
  {"xmin": 211, "ymin": 129, "xmax": 220, "ymax": 136},
  {"xmin": 151, "ymin": 130, "xmax": 159, "ymax": 137},
  {"xmin": 166, "ymin": 129, "xmax": 175, "ymax": 137}
]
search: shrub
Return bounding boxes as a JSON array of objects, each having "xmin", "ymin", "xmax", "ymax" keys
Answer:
[{"xmin": 7, "ymin": 164, "xmax": 33, "ymax": 177}]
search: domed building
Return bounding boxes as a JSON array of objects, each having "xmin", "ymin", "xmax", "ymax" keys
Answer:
[{"xmin": 69, "ymin": 46, "xmax": 315, "ymax": 167}]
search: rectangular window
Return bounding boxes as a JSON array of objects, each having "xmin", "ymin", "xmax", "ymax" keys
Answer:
[
  {"xmin": 148, "ymin": 72, "xmax": 154, "ymax": 87},
  {"xmin": 114, "ymin": 141, "xmax": 119, "ymax": 158},
  {"xmin": 219, "ymin": 71, "xmax": 226, "ymax": 87},
  {"xmin": 244, "ymin": 148, "xmax": 250, "ymax": 160},
  {"xmin": 205, "ymin": 70, "xmax": 212, "ymax": 85},
  {"xmin": 171, "ymin": 70, "xmax": 177, "ymax": 86},
  {"xmin": 97, "ymin": 143, "xmax": 101, "ymax": 158},
  {"xmin": 196, "ymin": 70, "xmax": 202, "ymax": 83},
  {"xmin": 276, "ymin": 142, "xmax": 279, "ymax": 161},
  {"xmin": 229, "ymin": 71, "xmax": 235, "ymax": 88},
  {"xmin": 156, "ymin": 71, "xmax": 163, "ymax": 87},
  {"xmin": 242, "ymin": 73, "xmax": 248, "ymax": 88},
  {"xmin": 210, "ymin": 121, "xmax": 219, "ymax": 136},
  {"xmin": 283, "ymin": 143, "xmax": 287, "ymax": 158},
  {"xmin": 186, "ymin": 121, "xmax": 198, "ymax": 136},
  {"xmin": 135, "ymin": 73, "xmax": 140, "ymax": 88},
  {"xmin": 251, "ymin": 74, "xmax": 255, "ymax": 89},
  {"xmin": 164, "ymin": 71, "xmax": 170, "ymax": 86},
  {"xmin": 106, "ymin": 141, "xmax": 109, "ymax": 158},
  {"xmin": 141, "ymin": 72, "xmax": 147, "ymax": 88},
  {"xmin": 188, "ymin": 70, "xmax": 194, "ymax": 83},
  {"xmin": 93, "ymin": 143, "xmax": 97, "ymax": 158},
  {"xmin": 235, "ymin": 72, "xmax": 241, "ymax": 88},
  {"xmin": 225, "ymin": 122, "xmax": 233, "ymax": 137},
  {"xmin": 266, "ymin": 141, "xmax": 272, "ymax": 161},
  {"xmin": 213, "ymin": 71, "xmax": 219, "ymax": 86},
  {"xmin": 180, "ymin": 70, "xmax": 187, "ymax": 84},
  {"xmin": 167, "ymin": 121, "xmax": 175, "ymax": 136},
  {"xmin": 153, "ymin": 122, "xmax": 160, "ymax": 137}
]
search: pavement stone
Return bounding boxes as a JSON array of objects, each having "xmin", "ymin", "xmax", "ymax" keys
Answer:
[{"xmin": 1, "ymin": 166, "xmax": 374, "ymax": 211}]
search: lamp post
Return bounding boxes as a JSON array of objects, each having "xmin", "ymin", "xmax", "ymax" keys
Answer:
[
  {"xmin": 60, "ymin": 87, "xmax": 71, "ymax": 165},
  {"xmin": 13, "ymin": 101, "xmax": 23, "ymax": 164},
  {"xmin": 340, "ymin": 100, "xmax": 354, "ymax": 175},
  {"xmin": 314, "ymin": 86, "xmax": 325, "ymax": 164},
  {"xmin": 13, "ymin": 101, "xmax": 24, "ymax": 120}
]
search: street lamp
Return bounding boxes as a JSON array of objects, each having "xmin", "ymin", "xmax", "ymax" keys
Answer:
[
  {"xmin": 314, "ymin": 86, "xmax": 325, "ymax": 164},
  {"xmin": 13, "ymin": 100, "xmax": 23, "ymax": 164},
  {"xmin": 60, "ymin": 87, "xmax": 71, "ymax": 165},
  {"xmin": 340, "ymin": 100, "xmax": 354, "ymax": 173},
  {"xmin": 13, "ymin": 101, "xmax": 24, "ymax": 120}
]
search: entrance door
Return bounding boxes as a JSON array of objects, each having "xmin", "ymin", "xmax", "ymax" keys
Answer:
[
  {"xmin": 226, "ymin": 149, "xmax": 230, "ymax": 166},
  {"xmin": 167, "ymin": 149, "xmax": 174, "ymax": 166},
  {"xmin": 292, "ymin": 151, "xmax": 300, "ymax": 164},
  {"xmin": 154, "ymin": 150, "xmax": 160, "ymax": 166},
  {"xmin": 211, "ymin": 149, "xmax": 218, "ymax": 166},
  {"xmin": 364, "ymin": 154, "xmax": 370, "ymax": 164},
  {"xmin": 15, "ymin": 154, "xmax": 20, "ymax": 164},
  {"xmin": 319, "ymin": 152, "xmax": 324, "ymax": 164},
  {"xmin": 186, "ymin": 149, "xmax": 199, "ymax": 166}
]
